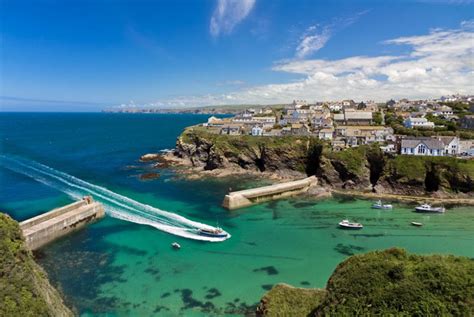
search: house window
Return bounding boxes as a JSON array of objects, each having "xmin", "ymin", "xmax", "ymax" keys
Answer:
[{"xmin": 418, "ymin": 144, "xmax": 426, "ymax": 154}]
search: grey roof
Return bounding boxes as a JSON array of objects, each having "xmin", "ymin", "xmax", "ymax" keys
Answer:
[
  {"xmin": 344, "ymin": 111, "xmax": 373, "ymax": 120},
  {"xmin": 401, "ymin": 138, "xmax": 444, "ymax": 150}
]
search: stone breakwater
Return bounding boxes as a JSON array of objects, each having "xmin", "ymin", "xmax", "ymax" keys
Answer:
[
  {"xmin": 223, "ymin": 176, "xmax": 318, "ymax": 210},
  {"xmin": 20, "ymin": 196, "xmax": 105, "ymax": 250}
]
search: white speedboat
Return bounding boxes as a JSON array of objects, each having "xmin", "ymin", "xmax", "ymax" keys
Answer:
[
  {"xmin": 415, "ymin": 204, "xmax": 445, "ymax": 213},
  {"xmin": 197, "ymin": 227, "xmax": 229, "ymax": 238},
  {"xmin": 371, "ymin": 200, "xmax": 393, "ymax": 209},
  {"xmin": 171, "ymin": 242, "xmax": 181, "ymax": 249},
  {"xmin": 411, "ymin": 222, "xmax": 423, "ymax": 227},
  {"xmin": 338, "ymin": 219, "xmax": 363, "ymax": 230}
]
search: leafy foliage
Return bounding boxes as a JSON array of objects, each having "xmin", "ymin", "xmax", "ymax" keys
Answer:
[
  {"xmin": 314, "ymin": 248, "xmax": 474, "ymax": 316},
  {"xmin": 0, "ymin": 213, "xmax": 72, "ymax": 317}
]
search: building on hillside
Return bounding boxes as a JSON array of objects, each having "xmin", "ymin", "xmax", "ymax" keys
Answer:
[
  {"xmin": 400, "ymin": 138, "xmax": 445, "ymax": 156},
  {"xmin": 251, "ymin": 126, "xmax": 264, "ymax": 136},
  {"xmin": 334, "ymin": 109, "xmax": 373, "ymax": 125},
  {"xmin": 438, "ymin": 136, "xmax": 460, "ymax": 156},
  {"xmin": 400, "ymin": 136, "xmax": 460, "ymax": 156},
  {"xmin": 318, "ymin": 128, "xmax": 334, "ymax": 140},
  {"xmin": 404, "ymin": 117, "xmax": 435, "ymax": 129},
  {"xmin": 203, "ymin": 116, "xmax": 230, "ymax": 127},
  {"xmin": 220, "ymin": 124, "xmax": 242, "ymax": 135}
]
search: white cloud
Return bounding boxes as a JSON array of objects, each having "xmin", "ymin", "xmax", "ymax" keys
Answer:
[
  {"xmin": 295, "ymin": 11, "xmax": 369, "ymax": 59},
  {"xmin": 210, "ymin": 0, "xmax": 256, "ymax": 37},
  {"xmin": 130, "ymin": 21, "xmax": 473, "ymax": 108},
  {"xmin": 296, "ymin": 26, "xmax": 331, "ymax": 58}
]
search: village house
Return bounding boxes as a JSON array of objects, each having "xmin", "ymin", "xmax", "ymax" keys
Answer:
[
  {"xmin": 220, "ymin": 124, "xmax": 242, "ymax": 135},
  {"xmin": 433, "ymin": 105, "xmax": 453, "ymax": 117},
  {"xmin": 404, "ymin": 117, "xmax": 435, "ymax": 129},
  {"xmin": 334, "ymin": 109, "xmax": 373, "ymax": 125},
  {"xmin": 318, "ymin": 128, "xmax": 334, "ymax": 140},
  {"xmin": 400, "ymin": 137, "xmax": 445, "ymax": 156},
  {"xmin": 400, "ymin": 136, "xmax": 460, "ymax": 156},
  {"xmin": 203, "ymin": 116, "xmax": 231, "ymax": 127},
  {"xmin": 251, "ymin": 125, "xmax": 264, "ymax": 136}
]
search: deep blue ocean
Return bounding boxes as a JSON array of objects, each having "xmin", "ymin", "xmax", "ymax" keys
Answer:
[{"xmin": 1, "ymin": 113, "xmax": 473, "ymax": 316}]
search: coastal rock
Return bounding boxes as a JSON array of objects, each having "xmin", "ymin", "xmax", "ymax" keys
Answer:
[
  {"xmin": 140, "ymin": 153, "xmax": 161, "ymax": 162},
  {"xmin": 151, "ymin": 127, "xmax": 473, "ymax": 198}
]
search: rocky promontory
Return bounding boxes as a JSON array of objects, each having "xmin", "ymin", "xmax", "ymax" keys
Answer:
[{"xmin": 153, "ymin": 126, "xmax": 474, "ymax": 199}]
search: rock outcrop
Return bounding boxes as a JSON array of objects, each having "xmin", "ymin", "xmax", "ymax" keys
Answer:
[{"xmin": 160, "ymin": 127, "xmax": 474, "ymax": 197}]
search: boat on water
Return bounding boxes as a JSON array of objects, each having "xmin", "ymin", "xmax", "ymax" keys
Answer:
[
  {"xmin": 197, "ymin": 227, "xmax": 229, "ymax": 238},
  {"xmin": 371, "ymin": 200, "xmax": 393, "ymax": 209},
  {"xmin": 411, "ymin": 222, "xmax": 423, "ymax": 227},
  {"xmin": 171, "ymin": 242, "xmax": 181, "ymax": 249},
  {"xmin": 338, "ymin": 219, "xmax": 363, "ymax": 230},
  {"xmin": 415, "ymin": 203, "xmax": 445, "ymax": 213}
]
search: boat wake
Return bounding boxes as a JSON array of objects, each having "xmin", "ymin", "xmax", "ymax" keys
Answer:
[{"xmin": 0, "ymin": 155, "xmax": 230, "ymax": 242}]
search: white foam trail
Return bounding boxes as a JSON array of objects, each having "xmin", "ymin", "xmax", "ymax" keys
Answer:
[{"xmin": 0, "ymin": 155, "xmax": 230, "ymax": 242}]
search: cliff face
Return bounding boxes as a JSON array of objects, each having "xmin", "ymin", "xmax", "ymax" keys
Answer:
[
  {"xmin": 257, "ymin": 248, "xmax": 474, "ymax": 317},
  {"xmin": 0, "ymin": 213, "xmax": 73, "ymax": 317},
  {"xmin": 171, "ymin": 127, "xmax": 474, "ymax": 196}
]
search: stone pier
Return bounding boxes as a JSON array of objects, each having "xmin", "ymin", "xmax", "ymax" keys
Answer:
[
  {"xmin": 20, "ymin": 196, "xmax": 105, "ymax": 250},
  {"xmin": 222, "ymin": 176, "xmax": 318, "ymax": 210}
]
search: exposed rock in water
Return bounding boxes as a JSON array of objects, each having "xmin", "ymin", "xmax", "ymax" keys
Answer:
[{"xmin": 139, "ymin": 172, "xmax": 160, "ymax": 181}]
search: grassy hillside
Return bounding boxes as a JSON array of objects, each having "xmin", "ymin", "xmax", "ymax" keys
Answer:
[
  {"xmin": 257, "ymin": 248, "xmax": 474, "ymax": 316},
  {"xmin": 0, "ymin": 213, "xmax": 73, "ymax": 317}
]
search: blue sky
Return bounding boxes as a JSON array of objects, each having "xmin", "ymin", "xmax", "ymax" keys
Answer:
[{"xmin": 1, "ymin": 0, "xmax": 473, "ymax": 111}]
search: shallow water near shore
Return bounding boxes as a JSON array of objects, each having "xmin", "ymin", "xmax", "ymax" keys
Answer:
[{"xmin": 1, "ymin": 113, "xmax": 473, "ymax": 316}]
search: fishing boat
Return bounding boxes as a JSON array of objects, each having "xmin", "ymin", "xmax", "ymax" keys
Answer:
[
  {"xmin": 411, "ymin": 222, "xmax": 423, "ymax": 227},
  {"xmin": 171, "ymin": 242, "xmax": 181, "ymax": 249},
  {"xmin": 197, "ymin": 227, "xmax": 229, "ymax": 238},
  {"xmin": 338, "ymin": 219, "xmax": 363, "ymax": 230},
  {"xmin": 415, "ymin": 203, "xmax": 445, "ymax": 213},
  {"xmin": 371, "ymin": 200, "xmax": 393, "ymax": 209}
]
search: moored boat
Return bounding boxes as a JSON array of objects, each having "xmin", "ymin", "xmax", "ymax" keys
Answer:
[
  {"xmin": 371, "ymin": 200, "xmax": 393, "ymax": 209},
  {"xmin": 171, "ymin": 242, "xmax": 181, "ymax": 249},
  {"xmin": 415, "ymin": 204, "xmax": 445, "ymax": 213},
  {"xmin": 411, "ymin": 222, "xmax": 423, "ymax": 227},
  {"xmin": 197, "ymin": 227, "xmax": 229, "ymax": 238},
  {"xmin": 338, "ymin": 219, "xmax": 363, "ymax": 230}
]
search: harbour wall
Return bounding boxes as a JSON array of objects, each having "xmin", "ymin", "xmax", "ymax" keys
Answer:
[
  {"xmin": 20, "ymin": 196, "xmax": 105, "ymax": 250},
  {"xmin": 222, "ymin": 176, "xmax": 318, "ymax": 210}
]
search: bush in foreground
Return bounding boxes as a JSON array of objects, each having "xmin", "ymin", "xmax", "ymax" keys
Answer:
[{"xmin": 258, "ymin": 248, "xmax": 474, "ymax": 316}]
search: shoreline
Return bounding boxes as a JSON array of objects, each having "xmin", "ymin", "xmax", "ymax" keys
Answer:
[{"xmin": 142, "ymin": 152, "xmax": 474, "ymax": 206}]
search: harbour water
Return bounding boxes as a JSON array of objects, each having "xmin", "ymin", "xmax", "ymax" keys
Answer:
[{"xmin": 1, "ymin": 113, "xmax": 473, "ymax": 316}]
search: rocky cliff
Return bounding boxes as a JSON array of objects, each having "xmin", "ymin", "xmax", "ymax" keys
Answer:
[
  {"xmin": 0, "ymin": 213, "xmax": 73, "ymax": 317},
  {"xmin": 167, "ymin": 127, "xmax": 473, "ymax": 197}
]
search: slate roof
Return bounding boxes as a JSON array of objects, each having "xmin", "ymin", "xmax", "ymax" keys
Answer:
[{"xmin": 401, "ymin": 138, "xmax": 444, "ymax": 150}]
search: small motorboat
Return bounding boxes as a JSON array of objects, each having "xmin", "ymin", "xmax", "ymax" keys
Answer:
[
  {"xmin": 171, "ymin": 242, "xmax": 181, "ymax": 249},
  {"xmin": 197, "ymin": 227, "xmax": 229, "ymax": 238},
  {"xmin": 338, "ymin": 219, "xmax": 363, "ymax": 230},
  {"xmin": 411, "ymin": 222, "xmax": 423, "ymax": 227},
  {"xmin": 415, "ymin": 203, "xmax": 445, "ymax": 213},
  {"xmin": 371, "ymin": 200, "xmax": 393, "ymax": 209}
]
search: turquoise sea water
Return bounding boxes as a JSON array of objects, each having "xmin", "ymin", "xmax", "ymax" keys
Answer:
[{"xmin": 1, "ymin": 113, "xmax": 473, "ymax": 316}]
